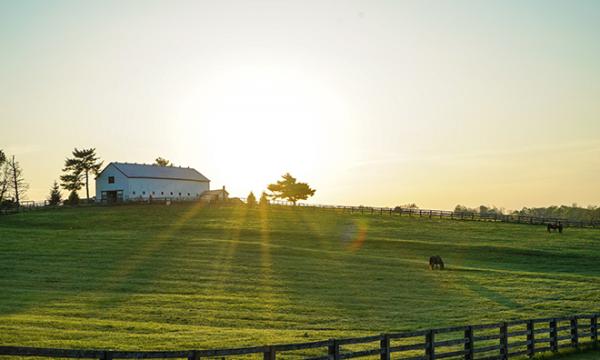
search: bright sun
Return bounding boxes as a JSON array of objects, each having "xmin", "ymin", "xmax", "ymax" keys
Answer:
[{"xmin": 174, "ymin": 63, "xmax": 351, "ymax": 196}]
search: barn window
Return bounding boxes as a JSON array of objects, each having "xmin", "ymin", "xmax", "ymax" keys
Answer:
[
  {"xmin": 170, "ymin": 192, "xmax": 173, "ymax": 195},
  {"xmin": 161, "ymin": 192, "xmax": 164, "ymax": 195},
  {"xmin": 142, "ymin": 191, "xmax": 146, "ymax": 195},
  {"xmin": 187, "ymin": 193, "xmax": 190, "ymax": 196},
  {"xmin": 179, "ymin": 192, "xmax": 182, "ymax": 196},
  {"xmin": 108, "ymin": 176, "xmax": 114, "ymax": 184},
  {"xmin": 132, "ymin": 191, "xmax": 136, "ymax": 195},
  {"xmin": 152, "ymin": 191, "xmax": 155, "ymax": 195}
]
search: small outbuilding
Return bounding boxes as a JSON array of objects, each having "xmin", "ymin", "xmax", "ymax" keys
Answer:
[
  {"xmin": 200, "ymin": 186, "xmax": 229, "ymax": 203},
  {"xmin": 95, "ymin": 162, "xmax": 210, "ymax": 203}
]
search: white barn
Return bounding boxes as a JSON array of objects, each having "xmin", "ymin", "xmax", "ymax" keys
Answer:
[{"xmin": 95, "ymin": 162, "xmax": 210, "ymax": 203}]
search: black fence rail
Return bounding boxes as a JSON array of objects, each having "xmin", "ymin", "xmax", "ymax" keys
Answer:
[
  {"xmin": 1, "ymin": 314, "xmax": 598, "ymax": 360},
  {"xmin": 3, "ymin": 197, "xmax": 600, "ymax": 229},
  {"xmin": 288, "ymin": 203, "xmax": 600, "ymax": 229}
]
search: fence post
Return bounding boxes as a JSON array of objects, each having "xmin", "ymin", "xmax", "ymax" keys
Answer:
[
  {"xmin": 464, "ymin": 326, "xmax": 474, "ymax": 360},
  {"xmin": 426, "ymin": 330, "xmax": 435, "ymax": 360},
  {"xmin": 99, "ymin": 351, "xmax": 113, "ymax": 360},
  {"xmin": 571, "ymin": 317, "xmax": 579, "ymax": 348},
  {"xmin": 187, "ymin": 350, "xmax": 198, "ymax": 360},
  {"xmin": 549, "ymin": 319, "xmax": 558, "ymax": 352},
  {"xmin": 499, "ymin": 322, "xmax": 508, "ymax": 360},
  {"xmin": 527, "ymin": 320, "xmax": 535, "ymax": 357},
  {"xmin": 380, "ymin": 334, "xmax": 390, "ymax": 360},
  {"xmin": 328, "ymin": 339, "xmax": 340, "ymax": 360},
  {"xmin": 592, "ymin": 314, "xmax": 598, "ymax": 346},
  {"xmin": 263, "ymin": 346, "xmax": 276, "ymax": 360}
]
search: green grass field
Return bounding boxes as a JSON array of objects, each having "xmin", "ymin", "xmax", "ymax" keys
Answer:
[{"xmin": 1, "ymin": 204, "xmax": 599, "ymax": 352}]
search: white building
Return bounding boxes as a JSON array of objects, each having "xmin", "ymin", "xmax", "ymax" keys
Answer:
[{"xmin": 95, "ymin": 162, "xmax": 210, "ymax": 203}]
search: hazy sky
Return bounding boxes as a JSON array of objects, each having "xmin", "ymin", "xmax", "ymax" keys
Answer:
[{"xmin": 1, "ymin": 0, "xmax": 599, "ymax": 210}]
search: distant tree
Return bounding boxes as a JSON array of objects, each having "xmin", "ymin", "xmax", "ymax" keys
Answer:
[
  {"xmin": 7, "ymin": 156, "xmax": 28, "ymax": 206},
  {"xmin": 66, "ymin": 190, "xmax": 80, "ymax": 205},
  {"xmin": 0, "ymin": 150, "xmax": 6, "ymax": 203},
  {"xmin": 0, "ymin": 158, "xmax": 9, "ymax": 204},
  {"xmin": 401, "ymin": 203, "xmax": 419, "ymax": 209},
  {"xmin": 267, "ymin": 173, "xmax": 315, "ymax": 205},
  {"xmin": 48, "ymin": 180, "xmax": 62, "ymax": 206},
  {"xmin": 154, "ymin": 157, "xmax": 171, "ymax": 167},
  {"xmin": 61, "ymin": 148, "xmax": 103, "ymax": 202},
  {"xmin": 259, "ymin": 192, "xmax": 270, "ymax": 207},
  {"xmin": 246, "ymin": 191, "xmax": 257, "ymax": 207}
]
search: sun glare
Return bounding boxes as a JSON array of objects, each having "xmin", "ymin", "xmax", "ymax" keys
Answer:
[{"xmin": 176, "ymin": 63, "xmax": 352, "ymax": 195}]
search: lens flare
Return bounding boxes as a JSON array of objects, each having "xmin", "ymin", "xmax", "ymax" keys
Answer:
[{"xmin": 340, "ymin": 219, "xmax": 369, "ymax": 252}]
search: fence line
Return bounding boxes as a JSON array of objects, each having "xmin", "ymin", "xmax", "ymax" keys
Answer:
[
  {"xmin": 258, "ymin": 200, "xmax": 600, "ymax": 229},
  {"xmin": 1, "ymin": 314, "xmax": 598, "ymax": 359},
  {"xmin": 3, "ymin": 197, "xmax": 600, "ymax": 229}
]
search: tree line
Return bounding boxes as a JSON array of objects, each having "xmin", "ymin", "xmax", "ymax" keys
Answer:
[{"xmin": 454, "ymin": 203, "xmax": 600, "ymax": 222}]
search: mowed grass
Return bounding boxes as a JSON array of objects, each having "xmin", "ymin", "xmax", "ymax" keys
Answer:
[{"xmin": 1, "ymin": 204, "xmax": 599, "ymax": 351}]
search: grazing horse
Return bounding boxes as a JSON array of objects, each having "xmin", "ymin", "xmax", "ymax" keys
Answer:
[
  {"xmin": 429, "ymin": 255, "xmax": 445, "ymax": 270},
  {"xmin": 547, "ymin": 222, "xmax": 563, "ymax": 233}
]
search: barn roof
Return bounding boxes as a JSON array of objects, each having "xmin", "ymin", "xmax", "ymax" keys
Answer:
[{"xmin": 106, "ymin": 162, "xmax": 210, "ymax": 182}]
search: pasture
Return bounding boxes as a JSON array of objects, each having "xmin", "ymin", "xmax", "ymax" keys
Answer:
[{"xmin": 0, "ymin": 204, "xmax": 599, "ymax": 351}]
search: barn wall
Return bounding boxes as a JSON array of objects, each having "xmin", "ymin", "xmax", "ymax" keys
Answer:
[
  {"xmin": 95, "ymin": 164, "xmax": 130, "ymax": 201},
  {"xmin": 127, "ymin": 178, "xmax": 209, "ymax": 201}
]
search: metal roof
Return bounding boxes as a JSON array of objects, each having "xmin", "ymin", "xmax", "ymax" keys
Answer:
[{"xmin": 108, "ymin": 162, "xmax": 210, "ymax": 182}]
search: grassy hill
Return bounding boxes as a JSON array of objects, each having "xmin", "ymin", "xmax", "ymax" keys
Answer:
[{"xmin": 0, "ymin": 204, "xmax": 599, "ymax": 351}]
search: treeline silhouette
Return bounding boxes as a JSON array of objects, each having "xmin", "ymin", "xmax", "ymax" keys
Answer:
[{"xmin": 454, "ymin": 204, "xmax": 600, "ymax": 223}]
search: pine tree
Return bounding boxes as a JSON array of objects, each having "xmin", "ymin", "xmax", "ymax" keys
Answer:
[
  {"xmin": 61, "ymin": 148, "xmax": 103, "ymax": 202},
  {"xmin": 67, "ymin": 190, "xmax": 80, "ymax": 205},
  {"xmin": 259, "ymin": 192, "xmax": 269, "ymax": 207},
  {"xmin": 267, "ymin": 173, "xmax": 315, "ymax": 205},
  {"xmin": 246, "ymin": 191, "xmax": 257, "ymax": 207},
  {"xmin": 48, "ymin": 181, "xmax": 62, "ymax": 206}
]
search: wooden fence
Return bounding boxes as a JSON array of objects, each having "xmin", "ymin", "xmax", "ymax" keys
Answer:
[
  {"xmin": 3, "ymin": 197, "xmax": 600, "ymax": 229},
  {"xmin": 290, "ymin": 204, "xmax": 600, "ymax": 229},
  {"xmin": 341, "ymin": 206, "xmax": 600, "ymax": 229},
  {"xmin": 1, "ymin": 314, "xmax": 598, "ymax": 360}
]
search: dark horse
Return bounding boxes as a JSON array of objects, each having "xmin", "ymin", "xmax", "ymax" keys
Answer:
[
  {"xmin": 429, "ymin": 255, "xmax": 444, "ymax": 270},
  {"xmin": 547, "ymin": 222, "xmax": 563, "ymax": 233}
]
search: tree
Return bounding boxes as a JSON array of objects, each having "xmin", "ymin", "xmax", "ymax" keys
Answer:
[
  {"xmin": 66, "ymin": 190, "xmax": 80, "ymax": 205},
  {"xmin": 61, "ymin": 148, "xmax": 103, "ymax": 201},
  {"xmin": 0, "ymin": 149, "xmax": 5, "ymax": 166},
  {"xmin": 7, "ymin": 155, "xmax": 28, "ymax": 205},
  {"xmin": 60, "ymin": 172, "xmax": 83, "ymax": 196},
  {"xmin": 48, "ymin": 181, "xmax": 62, "ymax": 206},
  {"xmin": 267, "ymin": 173, "xmax": 315, "ymax": 205},
  {"xmin": 154, "ymin": 157, "xmax": 171, "ymax": 167},
  {"xmin": 246, "ymin": 191, "xmax": 257, "ymax": 207},
  {"xmin": 0, "ymin": 158, "xmax": 9, "ymax": 204},
  {"xmin": 259, "ymin": 191, "xmax": 270, "ymax": 207}
]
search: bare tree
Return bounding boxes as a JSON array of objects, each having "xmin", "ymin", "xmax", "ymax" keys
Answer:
[
  {"xmin": 7, "ymin": 155, "xmax": 28, "ymax": 205},
  {"xmin": 0, "ymin": 162, "xmax": 9, "ymax": 204}
]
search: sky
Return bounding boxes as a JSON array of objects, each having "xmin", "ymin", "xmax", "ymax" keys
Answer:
[{"xmin": 1, "ymin": 0, "xmax": 599, "ymax": 210}]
